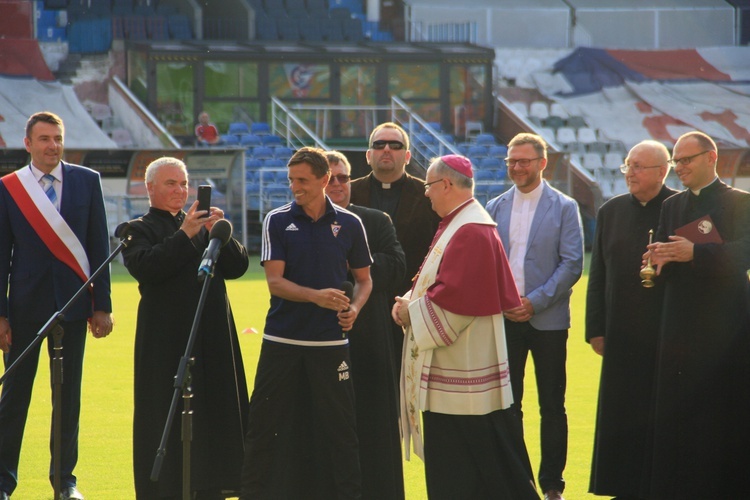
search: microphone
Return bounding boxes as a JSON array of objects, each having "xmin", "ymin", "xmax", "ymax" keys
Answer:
[
  {"xmin": 340, "ymin": 281, "xmax": 354, "ymax": 312},
  {"xmin": 340, "ymin": 281, "xmax": 354, "ymax": 338},
  {"xmin": 114, "ymin": 220, "xmax": 133, "ymax": 239},
  {"xmin": 197, "ymin": 219, "xmax": 232, "ymax": 281}
]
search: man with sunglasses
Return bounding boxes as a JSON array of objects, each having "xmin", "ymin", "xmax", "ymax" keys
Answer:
[
  {"xmin": 325, "ymin": 151, "xmax": 406, "ymax": 499},
  {"xmin": 350, "ymin": 122, "xmax": 440, "ymax": 376},
  {"xmin": 643, "ymin": 131, "xmax": 750, "ymax": 498},
  {"xmin": 586, "ymin": 140, "xmax": 677, "ymax": 499},
  {"xmin": 485, "ymin": 133, "xmax": 584, "ymax": 500}
]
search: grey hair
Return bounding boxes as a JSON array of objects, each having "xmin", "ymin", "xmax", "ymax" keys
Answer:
[{"xmin": 145, "ymin": 157, "xmax": 188, "ymax": 183}]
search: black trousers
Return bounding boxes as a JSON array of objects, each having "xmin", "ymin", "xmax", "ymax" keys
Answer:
[
  {"xmin": 423, "ymin": 409, "xmax": 539, "ymax": 500},
  {"xmin": 0, "ymin": 319, "xmax": 87, "ymax": 495},
  {"xmin": 504, "ymin": 320, "xmax": 568, "ymax": 493},
  {"xmin": 241, "ymin": 341, "xmax": 361, "ymax": 500}
]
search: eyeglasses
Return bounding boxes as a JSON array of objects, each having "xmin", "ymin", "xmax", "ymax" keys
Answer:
[
  {"xmin": 424, "ymin": 178, "xmax": 449, "ymax": 191},
  {"xmin": 619, "ymin": 163, "xmax": 662, "ymax": 174},
  {"xmin": 668, "ymin": 150, "xmax": 710, "ymax": 167},
  {"xmin": 505, "ymin": 157, "xmax": 542, "ymax": 168},
  {"xmin": 370, "ymin": 140, "xmax": 405, "ymax": 150},
  {"xmin": 328, "ymin": 174, "xmax": 351, "ymax": 184}
]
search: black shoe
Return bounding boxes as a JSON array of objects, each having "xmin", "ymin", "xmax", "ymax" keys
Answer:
[{"xmin": 0, "ymin": 490, "xmax": 9, "ymax": 500}]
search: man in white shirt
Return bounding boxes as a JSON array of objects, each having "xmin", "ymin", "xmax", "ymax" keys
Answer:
[{"xmin": 486, "ymin": 133, "xmax": 584, "ymax": 500}]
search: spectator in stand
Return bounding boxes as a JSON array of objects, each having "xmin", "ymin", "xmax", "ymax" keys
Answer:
[{"xmin": 195, "ymin": 112, "xmax": 221, "ymax": 146}]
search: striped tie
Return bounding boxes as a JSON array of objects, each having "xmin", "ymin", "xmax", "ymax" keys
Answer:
[{"xmin": 42, "ymin": 174, "xmax": 57, "ymax": 207}]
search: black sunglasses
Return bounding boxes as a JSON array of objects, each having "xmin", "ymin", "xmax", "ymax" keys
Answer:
[
  {"xmin": 328, "ymin": 174, "xmax": 351, "ymax": 184},
  {"xmin": 370, "ymin": 140, "xmax": 405, "ymax": 150}
]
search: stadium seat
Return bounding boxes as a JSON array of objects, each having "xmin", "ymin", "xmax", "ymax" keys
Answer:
[
  {"xmin": 488, "ymin": 145, "xmax": 508, "ymax": 158},
  {"xmin": 577, "ymin": 127, "xmax": 598, "ymax": 145},
  {"xmin": 583, "ymin": 152, "xmax": 604, "ymax": 171},
  {"xmin": 566, "ymin": 115, "xmax": 587, "ymax": 129},
  {"xmin": 252, "ymin": 147, "xmax": 275, "ymax": 160},
  {"xmin": 542, "ymin": 115, "xmax": 565, "ymax": 130},
  {"xmin": 245, "ymin": 158, "xmax": 263, "ymax": 170},
  {"xmin": 261, "ymin": 134, "xmax": 283, "ymax": 146},
  {"xmin": 529, "ymin": 101, "xmax": 549, "ymax": 120},
  {"xmin": 251, "ymin": 122, "xmax": 271, "ymax": 135},
  {"xmin": 474, "ymin": 169, "xmax": 496, "ymax": 182},
  {"xmin": 467, "ymin": 145, "xmax": 488, "ymax": 159},
  {"xmin": 474, "ymin": 133, "xmax": 497, "ymax": 146},
  {"xmin": 549, "ymin": 102, "xmax": 569, "ymax": 120},
  {"xmin": 586, "ymin": 141, "xmax": 609, "ymax": 156},
  {"xmin": 221, "ymin": 134, "xmax": 240, "ymax": 145},
  {"xmin": 509, "ymin": 101, "xmax": 528, "ymax": 116},
  {"xmin": 556, "ymin": 127, "xmax": 577, "ymax": 146},
  {"xmin": 479, "ymin": 157, "xmax": 503, "ymax": 170},
  {"xmin": 604, "ymin": 152, "xmax": 623, "ymax": 171},
  {"xmin": 168, "ymin": 14, "xmax": 192, "ymax": 40},
  {"xmin": 241, "ymin": 134, "xmax": 263, "ymax": 147},
  {"xmin": 229, "ymin": 122, "xmax": 251, "ymax": 136},
  {"xmin": 274, "ymin": 146, "xmax": 295, "ymax": 160}
]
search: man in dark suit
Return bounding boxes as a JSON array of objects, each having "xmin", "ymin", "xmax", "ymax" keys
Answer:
[
  {"xmin": 0, "ymin": 111, "xmax": 113, "ymax": 500},
  {"xmin": 349, "ymin": 122, "xmax": 440, "ymax": 371},
  {"xmin": 645, "ymin": 131, "xmax": 750, "ymax": 498}
]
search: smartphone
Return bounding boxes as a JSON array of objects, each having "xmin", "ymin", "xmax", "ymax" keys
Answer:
[{"xmin": 197, "ymin": 185, "xmax": 212, "ymax": 218}]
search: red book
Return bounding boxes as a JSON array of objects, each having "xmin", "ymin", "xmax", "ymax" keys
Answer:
[{"xmin": 674, "ymin": 214, "xmax": 723, "ymax": 244}]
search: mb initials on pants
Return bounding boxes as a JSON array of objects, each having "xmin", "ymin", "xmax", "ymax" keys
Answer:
[{"xmin": 504, "ymin": 319, "xmax": 567, "ymax": 494}]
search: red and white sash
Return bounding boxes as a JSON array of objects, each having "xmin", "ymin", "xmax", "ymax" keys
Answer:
[{"xmin": 2, "ymin": 167, "xmax": 90, "ymax": 283}]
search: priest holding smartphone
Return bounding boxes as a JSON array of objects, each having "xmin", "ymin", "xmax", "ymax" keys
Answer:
[{"xmin": 123, "ymin": 157, "xmax": 250, "ymax": 499}]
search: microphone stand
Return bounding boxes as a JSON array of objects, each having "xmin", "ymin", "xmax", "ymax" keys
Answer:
[
  {"xmin": 0, "ymin": 232, "xmax": 132, "ymax": 500},
  {"xmin": 150, "ymin": 249, "xmax": 220, "ymax": 500}
]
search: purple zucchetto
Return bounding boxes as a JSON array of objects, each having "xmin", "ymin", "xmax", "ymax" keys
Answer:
[{"xmin": 440, "ymin": 154, "xmax": 473, "ymax": 178}]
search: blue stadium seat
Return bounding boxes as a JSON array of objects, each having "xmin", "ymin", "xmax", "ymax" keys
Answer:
[
  {"xmin": 274, "ymin": 146, "xmax": 295, "ymax": 160},
  {"xmin": 252, "ymin": 147, "xmax": 275, "ymax": 160},
  {"xmin": 488, "ymin": 144, "xmax": 508, "ymax": 158},
  {"xmin": 245, "ymin": 158, "xmax": 263, "ymax": 170},
  {"xmin": 474, "ymin": 133, "xmax": 497, "ymax": 146},
  {"xmin": 228, "ymin": 122, "xmax": 251, "ymax": 135},
  {"xmin": 168, "ymin": 14, "xmax": 192, "ymax": 40},
  {"xmin": 474, "ymin": 169, "xmax": 495, "ymax": 182},
  {"xmin": 467, "ymin": 145, "xmax": 488, "ymax": 159},
  {"xmin": 479, "ymin": 157, "xmax": 503, "ymax": 170},
  {"xmin": 241, "ymin": 134, "xmax": 263, "ymax": 147},
  {"xmin": 261, "ymin": 134, "xmax": 283, "ymax": 146},
  {"xmin": 329, "ymin": 7, "xmax": 351, "ymax": 19},
  {"xmin": 251, "ymin": 122, "xmax": 272, "ymax": 135},
  {"xmin": 221, "ymin": 134, "xmax": 240, "ymax": 145}
]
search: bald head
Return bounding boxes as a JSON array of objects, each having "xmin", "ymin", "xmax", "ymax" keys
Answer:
[{"xmin": 623, "ymin": 140, "xmax": 670, "ymax": 203}]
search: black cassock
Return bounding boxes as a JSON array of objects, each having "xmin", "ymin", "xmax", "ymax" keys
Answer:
[
  {"xmin": 347, "ymin": 204, "xmax": 406, "ymax": 500},
  {"xmin": 650, "ymin": 180, "xmax": 750, "ymax": 498},
  {"xmin": 586, "ymin": 185, "xmax": 676, "ymax": 497},
  {"xmin": 123, "ymin": 208, "xmax": 250, "ymax": 499}
]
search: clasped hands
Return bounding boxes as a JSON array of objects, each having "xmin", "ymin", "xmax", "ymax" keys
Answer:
[{"xmin": 642, "ymin": 235, "xmax": 694, "ymax": 275}]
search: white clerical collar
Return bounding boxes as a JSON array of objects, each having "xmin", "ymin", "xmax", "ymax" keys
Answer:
[
  {"xmin": 30, "ymin": 162, "xmax": 62, "ymax": 182},
  {"xmin": 515, "ymin": 181, "xmax": 544, "ymax": 201},
  {"xmin": 690, "ymin": 176, "xmax": 719, "ymax": 196}
]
